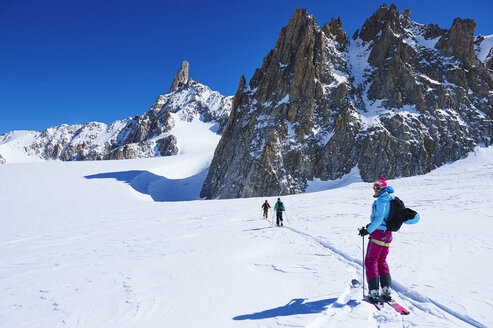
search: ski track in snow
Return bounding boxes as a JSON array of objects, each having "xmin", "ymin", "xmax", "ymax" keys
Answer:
[{"xmin": 284, "ymin": 223, "xmax": 487, "ymax": 328}]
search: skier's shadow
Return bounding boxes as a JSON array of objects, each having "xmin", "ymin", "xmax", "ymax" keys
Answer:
[
  {"xmin": 243, "ymin": 227, "xmax": 272, "ymax": 231},
  {"xmin": 233, "ymin": 297, "xmax": 337, "ymax": 320}
]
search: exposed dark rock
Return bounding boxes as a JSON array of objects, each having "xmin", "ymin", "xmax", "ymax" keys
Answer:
[
  {"xmin": 201, "ymin": 5, "xmax": 493, "ymax": 199},
  {"xmin": 435, "ymin": 18, "xmax": 478, "ymax": 67},
  {"xmin": 357, "ymin": 4, "xmax": 401, "ymax": 43},
  {"xmin": 201, "ymin": 8, "xmax": 356, "ymax": 199},
  {"xmin": 323, "ymin": 17, "xmax": 348, "ymax": 51},
  {"xmin": 424, "ymin": 24, "xmax": 446, "ymax": 40},
  {"xmin": 168, "ymin": 60, "xmax": 190, "ymax": 93},
  {"xmin": 156, "ymin": 135, "xmax": 179, "ymax": 156}
]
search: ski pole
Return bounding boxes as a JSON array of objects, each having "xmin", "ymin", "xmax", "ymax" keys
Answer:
[
  {"xmin": 362, "ymin": 234, "xmax": 365, "ymax": 299},
  {"xmin": 284, "ymin": 211, "xmax": 291, "ymax": 224}
]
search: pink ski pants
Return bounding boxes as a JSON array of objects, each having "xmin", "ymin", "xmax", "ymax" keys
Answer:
[{"xmin": 365, "ymin": 229, "xmax": 392, "ymax": 281}]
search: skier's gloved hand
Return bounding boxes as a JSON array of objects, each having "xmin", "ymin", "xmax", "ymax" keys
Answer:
[{"xmin": 358, "ymin": 227, "xmax": 369, "ymax": 236}]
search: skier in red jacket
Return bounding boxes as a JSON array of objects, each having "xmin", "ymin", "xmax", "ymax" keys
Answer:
[{"xmin": 261, "ymin": 200, "xmax": 271, "ymax": 219}]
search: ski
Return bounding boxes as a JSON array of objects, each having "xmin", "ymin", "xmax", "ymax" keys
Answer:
[
  {"xmin": 373, "ymin": 302, "xmax": 383, "ymax": 311},
  {"xmin": 352, "ymin": 280, "xmax": 383, "ymax": 311},
  {"xmin": 386, "ymin": 300, "xmax": 410, "ymax": 315},
  {"xmin": 363, "ymin": 298, "xmax": 383, "ymax": 310}
]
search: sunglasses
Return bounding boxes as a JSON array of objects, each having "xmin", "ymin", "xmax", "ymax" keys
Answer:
[{"xmin": 373, "ymin": 185, "xmax": 383, "ymax": 190}]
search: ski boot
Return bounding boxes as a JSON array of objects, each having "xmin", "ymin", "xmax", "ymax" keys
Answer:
[
  {"xmin": 368, "ymin": 289, "xmax": 380, "ymax": 303},
  {"xmin": 381, "ymin": 286, "xmax": 392, "ymax": 302}
]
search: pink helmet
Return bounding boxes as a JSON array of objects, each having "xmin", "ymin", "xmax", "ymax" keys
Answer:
[{"xmin": 374, "ymin": 177, "xmax": 387, "ymax": 189}]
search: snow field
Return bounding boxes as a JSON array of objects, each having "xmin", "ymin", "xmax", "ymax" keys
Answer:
[{"xmin": 1, "ymin": 147, "xmax": 493, "ymax": 327}]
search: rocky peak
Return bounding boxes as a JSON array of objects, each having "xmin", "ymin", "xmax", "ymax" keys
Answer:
[
  {"xmin": 201, "ymin": 5, "xmax": 493, "ymax": 200},
  {"xmin": 1, "ymin": 60, "xmax": 232, "ymax": 163},
  {"xmin": 268, "ymin": 8, "xmax": 316, "ymax": 59},
  {"xmin": 322, "ymin": 17, "xmax": 348, "ymax": 51},
  {"xmin": 401, "ymin": 8, "xmax": 411, "ymax": 20},
  {"xmin": 201, "ymin": 8, "xmax": 356, "ymax": 199},
  {"xmin": 248, "ymin": 8, "xmax": 322, "ymax": 105},
  {"xmin": 435, "ymin": 18, "xmax": 478, "ymax": 67},
  {"xmin": 356, "ymin": 3, "xmax": 401, "ymax": 42},
  {"xmin": 269, "ymin": 8, "xmax": 318, "ymax": 66},
  {"xmin": 357, "ymin": 5, "xmax": 416, "ymax": 68},
  {"xmin": 423, "ymin": 23, "xmax": 446, "ymax": 40},
  {"xmin": 168, "ymin": 60, "xmax": 190, "ymax": 93}
]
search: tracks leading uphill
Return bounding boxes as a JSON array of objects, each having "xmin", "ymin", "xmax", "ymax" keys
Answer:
[{"xmin": 283, "ymin": 225, "xmax": 487, "ymax": 328}]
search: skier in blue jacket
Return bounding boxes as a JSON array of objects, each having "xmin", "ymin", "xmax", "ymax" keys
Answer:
[{"xmin": 358, "ymin": 177, "xmax": 420, "ymax": 303}]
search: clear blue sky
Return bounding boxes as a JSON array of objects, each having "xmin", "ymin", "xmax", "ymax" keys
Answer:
[{"xmin": 1, "ymin": 0, "xmax": 492, "ymax": 135}]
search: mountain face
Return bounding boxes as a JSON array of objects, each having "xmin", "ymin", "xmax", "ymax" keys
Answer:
[
  {"xmin": 201, "ymin": 5, "xmax": 493, "ymax": 199},
  {"xmin": 0, "ymin": 61, "xmax": 232, "ymax": 162}
]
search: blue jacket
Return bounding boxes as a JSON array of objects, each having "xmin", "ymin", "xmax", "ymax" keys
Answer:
[
  {"xmin": 367, "ymin": 186, "xmax": 394, "ymax": 234},
  {"xmin": 366, "ymin": 186, "xmax": 420, "ymax": 234}
]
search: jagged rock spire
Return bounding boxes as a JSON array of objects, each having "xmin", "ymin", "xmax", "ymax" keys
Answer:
[
  {"xmin": 355, "ymin": 3, "xmax": 400, "ymax": 42},
  {"xmin": 322, "ymin": 17, "xmax": 348, "ymax": 50},
  {"xmin": 201, "ymin": 4, "xmax": 493, "ymax": 200},
  {"xmin": 435, "ymin": 18, "xmax": 478, "ymax": 67},
  {"xmin": 201, "ymin": 8, "xmax": 355, "ymax": 199},
  {"xmin": 168, "ymin": 60, "xmax": 190, "ymax": 93}
]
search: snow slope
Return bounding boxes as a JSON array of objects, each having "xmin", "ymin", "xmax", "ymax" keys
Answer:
[
  {"xmin": 1, "ymin": 144, "xmax": 493, "ymax": 327},
  {"xmin": 476, "ymin": 34, "xmax": 493, "ymax": 63}
]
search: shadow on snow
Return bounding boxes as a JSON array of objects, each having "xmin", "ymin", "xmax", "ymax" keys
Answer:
[
  {"xmin": 233, "ymin": 298, "xmax": 338, "ymax": 320},
  {"xmin": 84, "ymin": 169, "xmax": 208, "ymax": 202}
]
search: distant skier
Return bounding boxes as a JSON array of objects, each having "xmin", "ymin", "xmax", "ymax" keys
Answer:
[
  {"xmin": 261, "ymin": 200, "xmax": 271, "ymax": 219},
  {"xmin": 274, "ymin": 198, "xmax": 285, "ymax": 227},
  {"xmin": 358, "ymin": 177, "xmax": 419, "ymax": 303}
]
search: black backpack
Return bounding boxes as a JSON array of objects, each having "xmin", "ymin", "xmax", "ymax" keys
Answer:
[{"xmin": 385, "ymin": 197, "xmax": 418, "ymax": 232}]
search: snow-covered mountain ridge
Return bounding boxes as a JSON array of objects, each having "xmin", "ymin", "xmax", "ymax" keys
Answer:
[
  {"xmin": 0, "ymin": 61, "xmax": 232, "ymax": 163},
  {"xmin": 202, "ymin": 4, "xmax": 493, "ymax": 199}
]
